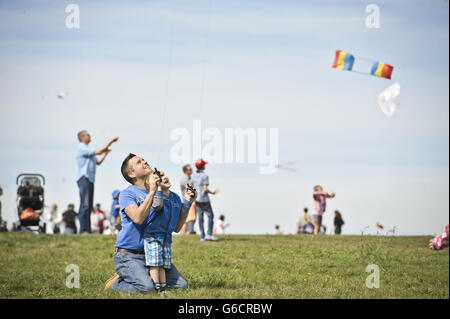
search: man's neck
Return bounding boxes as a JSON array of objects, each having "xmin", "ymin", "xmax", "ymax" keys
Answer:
[{"xmin": 134, "ymin": 178, "xmax": 146, "ymax": 190}]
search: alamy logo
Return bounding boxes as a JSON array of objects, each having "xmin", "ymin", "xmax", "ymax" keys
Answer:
[
  {"xmin": 365, "ymin": 264, "xmax": 380, "ymax": 288},
  {"xmin": 65, "ymin": 4, "xmax": 80, "ymax": 29},
  {"xmin": 169, "ymin": 120, "xmax": 279, "ymax": 174},
  {"xmin": 65, "ymin": 263, "xmax": 80, "ymax": 288},
  {"xmin": 365, "ymin": 4, "xmax": 380, "ymax": 29}
]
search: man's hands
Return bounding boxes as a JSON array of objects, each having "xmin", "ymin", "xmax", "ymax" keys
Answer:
[
  {"xmin": 145, "ymin": 173, "xmax": 161, "ymax": 193},
  {"xmin": 203, "ymin": 185, "xmax": 219, "ymax": 195},
  {"xmin": 109, "ymin": 136, "xmax": 119, "ymax": 145},
  {"xmin": 94, "ymin": 136, "xmax": 119, "ymax": 157}
]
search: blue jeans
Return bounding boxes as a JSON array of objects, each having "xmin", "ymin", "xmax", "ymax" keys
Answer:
[
  {"xmin": 111, "ymin": 251, "xmax": 188, "ymax": 293},
  {"xmin": 77, "ymin": 176, "xmax": 93, "ymax": 233},
  {"xmin": 196, "ymin": 201, "xmax": 214, "ymax": 239}
]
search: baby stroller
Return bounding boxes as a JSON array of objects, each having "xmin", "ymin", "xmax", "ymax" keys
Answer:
[{"xmin": 15, "ymin": 173, "xmax": 46, "ymax": 233}]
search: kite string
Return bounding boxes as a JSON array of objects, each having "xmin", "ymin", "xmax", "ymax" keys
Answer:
[
  {"xmin": 198, "ymin": 0, "xmax": 214, "ymax": 119},
  {"xmin": 157, "ymin": 0, "xmax": 177, "ymax": 167}
]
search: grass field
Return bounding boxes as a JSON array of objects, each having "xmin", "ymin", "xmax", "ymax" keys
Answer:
[{"xmin": 0, "ymin": 233, "xmax": 448, "ymax": 299}]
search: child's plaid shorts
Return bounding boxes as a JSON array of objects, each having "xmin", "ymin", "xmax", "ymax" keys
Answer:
[{"xmin": 144, "ymin": 237, "xmax": 172, "ymax": 269}]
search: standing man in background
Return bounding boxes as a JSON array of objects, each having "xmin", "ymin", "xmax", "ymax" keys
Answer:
[
  {"xmin": 76, "ymin": 130, "xmax": 119, "ymax": 234},
  {"xmin": 191, "ymin": 159, "xmax": 219, "ymax": 242}
]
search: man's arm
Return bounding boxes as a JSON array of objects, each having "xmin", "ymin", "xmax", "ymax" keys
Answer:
[
  {"xmin": 93, "ymin": 136, "xmax": 119, "ymax": 156},
  {"xmin": 174, "ymin": 185, "xmax": 197, "ymax": 233},
  {"xmin": 123, "ymin": 191, "xmax": 156, "ymax": 225},
  {"xmin": 123, "ymin": 175, "xmax": 160, "ymax": 225},
  {"xmin": 203, "ymin": 185, "xmax": 219, "ymax": 195},
  {"xmin": 174, "ymin": 201, "xmax": 191, "ymax": 233},
  {"xmin": 96, "ymin": 149, "xmax": 110, "ymax": 165}
]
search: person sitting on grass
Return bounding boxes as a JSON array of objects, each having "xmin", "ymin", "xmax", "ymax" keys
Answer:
[
  {"xmin": 104, "ymin": 153, "xmax": 191, "ymax": 293},
  {"xmin": 144, "ymin": 172, "xmax": 196, "ymax": 292},
  {"xmin": 429, "ymin": 224, "xmax": 449, "ymax": 250}
]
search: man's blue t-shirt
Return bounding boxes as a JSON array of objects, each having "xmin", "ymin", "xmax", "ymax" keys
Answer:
[
  {"xmin": 191, "ymin": 171, "xmax": 210, "ymax": 203},
  {"xmin": 115, "ymin": 185, "xmax": 192, "ymax": 251},
  {"xmin": 115, "ymin": 185, "xmax": 151, "ymax": 252},
  {"xmin": 76, "ymin": 143, "xmax": 97, "ymax": 183}
]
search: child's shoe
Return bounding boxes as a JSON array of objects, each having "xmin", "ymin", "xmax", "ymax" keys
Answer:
[
  {"xmin": 159, "ymin": 282, "xmax": 167, "ymax": 292},
  {"xmin": 154, "ymin": 283, "xmax": 161, "ymax": 292}
]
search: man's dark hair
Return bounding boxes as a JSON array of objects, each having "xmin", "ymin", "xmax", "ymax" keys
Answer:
[
  {"xmin": 121, "ymin": 153, "xmax": 136, "ymax": 185},
  {"xmin": 182, "ymin": 164, "xmax": 191, "ymax": 173}
]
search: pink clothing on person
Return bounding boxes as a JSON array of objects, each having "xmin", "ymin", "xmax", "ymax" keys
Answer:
[
  {"xmin": 313, "ymin": 191, "xmax": 335, "ymax": 216},
  {"xmin": 432, "ymin": 224, "xmax": 449, "ymax": 250}
]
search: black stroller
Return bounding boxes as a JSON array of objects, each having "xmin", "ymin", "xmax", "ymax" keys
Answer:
[{"xmin": 15, "ymin": 173, "xmax": 46, "ymax": 233}]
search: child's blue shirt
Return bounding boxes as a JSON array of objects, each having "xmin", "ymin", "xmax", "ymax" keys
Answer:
[{"xmin": 144, "ymin": 190, "xmax": 191, "ymax": 245}]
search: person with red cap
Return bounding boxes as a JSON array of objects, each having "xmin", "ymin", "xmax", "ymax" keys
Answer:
[{"xmin": 191, "ymin": 158, "xmax": 219, "ymax": 241}]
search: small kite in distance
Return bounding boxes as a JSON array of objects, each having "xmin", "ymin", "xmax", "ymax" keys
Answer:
[
  {"xmin": 377, "ymin": 82, "xmax": 400, "ymax": 117},
  {"xmin": 275, "ymin": 162, "xmax": 296, "ymax": 172},
  {"xmin": 56, "ymin": 92, "xmax": 68, "ymax": 99}
]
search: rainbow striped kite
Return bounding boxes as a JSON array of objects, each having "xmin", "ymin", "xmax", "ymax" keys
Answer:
[
  {"xmin": 370, "ymin": 61, "xmax": 394, "ymax": 79},
  {"xmin": 332, "ymin": 50, "xmax": 394, "ymax": 79},
  {"xmin": 332, "ymin": 50, "xmax": 355, "ymax": 71}
]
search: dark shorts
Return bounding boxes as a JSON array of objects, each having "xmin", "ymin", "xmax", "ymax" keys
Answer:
[{"xmin": 313, "ymin": 214, "xmax": 322, "ymax": 225}]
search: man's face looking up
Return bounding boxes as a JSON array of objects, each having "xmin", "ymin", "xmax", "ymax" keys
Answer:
[{"xmin": 127, "ymin": 156, "xmax": 152, "ymax": 181}]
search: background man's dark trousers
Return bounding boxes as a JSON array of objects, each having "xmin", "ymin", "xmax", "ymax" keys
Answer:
[{"xmin": 77, "ymin": 176, "xmax": 94, "ymax": 233}]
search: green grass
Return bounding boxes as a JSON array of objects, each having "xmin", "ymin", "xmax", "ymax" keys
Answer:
[{"xmin": 0, "ymin": 233, "xmax": 448, "ymax": 299}]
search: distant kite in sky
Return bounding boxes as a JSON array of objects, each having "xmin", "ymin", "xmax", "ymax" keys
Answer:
[
  {"xmin": 56, "ymin": 92, "xmax": 68, "ymax": 99},
  {"xmin": 274, "ymin": 161, "xmax": 296, "ymax": 172},
  {"xmin": 377, "ymin": 82, "xmax": 400, "ymax": 117},
  {"xmin": 332, "ymin": 50, "xmax": 394, "ymax": 79}
]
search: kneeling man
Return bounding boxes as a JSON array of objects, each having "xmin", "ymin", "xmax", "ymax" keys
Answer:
[{"xmin": 106, "ymin": 153, "xmax": 193, "ymax": 293}]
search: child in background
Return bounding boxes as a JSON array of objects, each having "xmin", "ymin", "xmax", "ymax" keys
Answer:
[
  {"xmin": 334, "ymin": 210, "xmax": 344, "ymax": 235},
  {"xmin": 313, "ymin": 185, "xmax": 335, "ymax": 235},
  {"xmin": 429, "ymin": 224, "xmax": 449, "ymax": 250},
  {"xmin": 214, "ymin": 215, "xmax": 229, "ymax": 235},
  {"xmin": 109, "ymin": 190, "xmax": 121, "ymax": 233}
]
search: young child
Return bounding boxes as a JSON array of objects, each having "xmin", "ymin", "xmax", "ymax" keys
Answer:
[
  {"xmin": 214, "ymin": 215, "xmax": 229, "ymax": 235},
  {"xmin": 313, "ymin": 185, "xmax": 335, "ymax": 235},
  {"xmin": 143, "ymin": 170, "xmax": 196, "ymax": 292},
  {"xmin": 334, "ymin": 210, "xmax": 344, "ymax": 235}
]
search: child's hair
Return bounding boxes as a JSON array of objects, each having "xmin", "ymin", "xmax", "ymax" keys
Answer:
[
  {"xmin": 313, "ymin": 185, "xmax": 323, "ymax": 200},
  {"xmin": 219, "ymin": 215, "xmax": 225, "ymax": 221},
  {"xmin": 275, "ymin": 225, "xmax": 280, "ymax": 229},
  {"xmin": 334, "ymin": 210, "xmax": 342, "ymax": 219},
  {"xmin": 303, "ymin": 207, "xmax": 308, "ymax": 213}
]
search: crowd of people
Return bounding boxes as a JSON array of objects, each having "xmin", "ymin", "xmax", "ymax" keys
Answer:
[{"xmin": 1, "ymin": 130, "xmax": 448, "ymax": 295}]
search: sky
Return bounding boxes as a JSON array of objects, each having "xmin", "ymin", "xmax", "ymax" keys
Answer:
[{"xmin": 0, "ymin": 0, "xmax": 448, "ymax": 235}]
